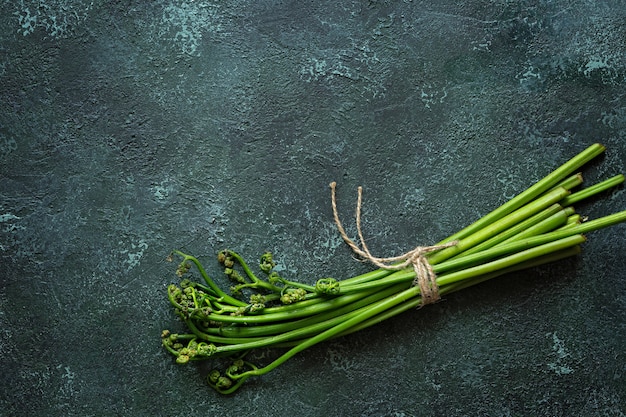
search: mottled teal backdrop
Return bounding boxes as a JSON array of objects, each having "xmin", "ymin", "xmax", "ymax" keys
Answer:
[{"xmin": 1, "ymin": 1, "xmax": 625, "ymax": 416}]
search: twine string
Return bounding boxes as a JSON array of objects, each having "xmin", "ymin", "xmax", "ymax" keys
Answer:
[{"xmin": 329, "ymin": 181, "xmax": 457, "ymax": 305}]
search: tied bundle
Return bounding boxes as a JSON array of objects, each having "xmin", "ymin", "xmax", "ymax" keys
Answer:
[{"xmin": 162, "ymin": 143, "xmax": 626, "ymax": 394}]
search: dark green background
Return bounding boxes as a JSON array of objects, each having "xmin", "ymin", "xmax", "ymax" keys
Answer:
[{"xmin": 1, "ymin": 1, "xmax": 625, "ymax": 416}]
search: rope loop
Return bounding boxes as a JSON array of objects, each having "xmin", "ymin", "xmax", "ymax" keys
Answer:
[{"xmin": 330, "ymin": 182, "xmax": 457, "ymax": 305}]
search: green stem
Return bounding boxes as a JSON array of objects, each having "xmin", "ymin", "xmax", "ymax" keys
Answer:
[
  {"xmin": 559, "ymin": 174, "xmax": 624, "ymax": 206},
  {"xmin": 440, "ymin": 143, "xmax": 605, "ymax": 243},
  {"xmin": 457, "ymin": 204, "xmax": 566, "ymax": 257},
  {"xmin": 429, "ymin": 186, "xmax": 571, "ymax": 264},
  {"xmin": 201, "ymin": 285, "xmax": 386, "ymax": 325},
  {"xmin": 211, "ymin": 284, "xmax": 409, "ymax": 351},
  {"xmin": 173, "ymin": 250, "xmax": 247, "ymax": 307},
  {"xmin": 226, "ymin": 250, "xmax": 264, "ymax": 284},
  {"xmin": 338, "ymin": 245, "xmax": 582, "ymax": 338},
  {"xmin": 436, "ymin": 235, "xmax": 586, "ymax": 287},
  {"xmin": 551, "ymin": 173, "xmax": 584, "ymax": 192},
  {"xmin": 230, "ymin": 284, "xmax": 424, "ymax": 383},
  {"xmin": 340, "ymin": 233, "xmax": 586, "ymax": 294}
]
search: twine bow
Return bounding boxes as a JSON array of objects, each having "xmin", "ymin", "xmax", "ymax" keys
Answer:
[{"xmin": 330, "ymin": 182, "xmax": 457, "ymax": 305}]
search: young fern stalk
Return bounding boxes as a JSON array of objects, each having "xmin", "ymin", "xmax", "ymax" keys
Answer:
[{"xmin": 162, "ymin": 143, "xmax": 626, "ymax": 394}]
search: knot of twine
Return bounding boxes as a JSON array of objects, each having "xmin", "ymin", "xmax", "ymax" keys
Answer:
[{"xmin": 330, "ymin": 182, "xmax": 457, "ymax": 306}]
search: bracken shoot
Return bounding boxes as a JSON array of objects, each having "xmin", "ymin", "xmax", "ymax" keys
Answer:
[{"xmin": 161, "ymin": 143, "xmax": 626, "ymax": 394}]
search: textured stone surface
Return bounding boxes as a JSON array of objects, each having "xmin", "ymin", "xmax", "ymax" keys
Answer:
[{"xmin": 1, "ymin": 1, "xmax": 625, "ymax": 415}]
